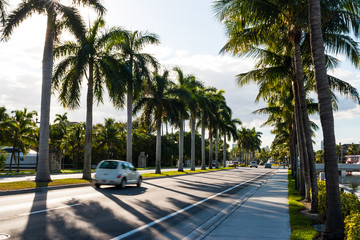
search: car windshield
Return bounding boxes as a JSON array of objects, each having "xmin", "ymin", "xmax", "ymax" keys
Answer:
[{"xmin": 99, "ymin": 161, "xmax": 118, "ymax": 169}]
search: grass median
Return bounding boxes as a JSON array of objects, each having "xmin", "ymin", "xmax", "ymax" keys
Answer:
[
  {"xmin": 0, "ymin": 178, "xmax": 91, "ymax": 191},
  {"xmin": 0, "ymin": 167, "xmax": 234, "ymax": 192},
  {"xmin": 288, "ymin": 171, "xmax": 318, "ymax": 240}
]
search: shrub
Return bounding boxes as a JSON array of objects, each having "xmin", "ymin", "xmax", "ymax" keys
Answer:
[
  {"xmin": 318, "ymin": 180, "xmax": 360, "ymax": 219},
  {"xmin": 345, "ymin": 213, "xmax": 360, "ymax": 240}
]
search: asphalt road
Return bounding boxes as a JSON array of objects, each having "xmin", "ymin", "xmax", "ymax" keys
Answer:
[{"xmin": 0, "ymin": 168, "xmax": 275, "ymax": 240}]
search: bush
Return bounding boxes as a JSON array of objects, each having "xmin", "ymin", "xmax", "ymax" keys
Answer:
[
  {"xmin": 345, "ymin": 213, "xmax": 360, "ymax": 240},
  {"xmin": 318, "ymin": 180, "xmax": 360, "ymax": 219},
  {"xmin": 0, "ymin": 154, "xmax": 5, "ymax": 171}
]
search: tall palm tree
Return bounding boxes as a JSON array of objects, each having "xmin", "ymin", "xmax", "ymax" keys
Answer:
[
  {"xmin": 52, "ymin": 17, "xmax": 124, "ymax": 180},
  {"xmin": 220, "ymin": 117, "xmax": 241, "ymax": 165},
  {"xmin": 186, "ymin": 77, "xmax": 204, "ymax": 171},
  {"xmin": 110, "ymin": 30, "xmax": 160, "ymax": 164},
  {"xmin": 2, "ymin": 0, "xmax": 105, "ymax": 182},
  {"xmin": 308, "ymin": 0, "xmax": 348, "ymax": 237},
  {"xmin": 172, "ymin": 67, "xmax": 191, "ymax": 172},
  {"xmin": 134, "ymin": 70, "xmax": 184, "ymax": 174}
]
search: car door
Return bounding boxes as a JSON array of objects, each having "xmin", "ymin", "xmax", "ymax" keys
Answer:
[{"xmin": 128, "ymin": 163, "xmax": 137, "ymax": 182}]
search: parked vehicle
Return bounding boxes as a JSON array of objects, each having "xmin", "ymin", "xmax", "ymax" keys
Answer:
[
  {"xmin": 93, "ymin": 160, "xmax": 142, "ymax": 189},
  {"xmin": 265, "ymin": 163, "xmax": 272, "ymax": 169},
  {"xmin": 250, "ymin": 161, "xmax": 258, "ymax": 168}
]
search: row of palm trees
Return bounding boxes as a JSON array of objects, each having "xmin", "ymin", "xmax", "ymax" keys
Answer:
[
  {"xmin": 0, "ymin": 1, "xmax": 244, "ymax": 180},
  {"xmin": 0, "ymin": 103, "xmax": 244, "ymax": 171},
  {"xmin": 214, "ymin": 0, "xmax": 360, "ymax": 238}
]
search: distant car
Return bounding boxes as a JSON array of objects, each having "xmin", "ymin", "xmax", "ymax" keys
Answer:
[
  {"xmin": 250, "ymin": 161, "xmax": 258, "ymax": 168},
  {"xmin": 93, "ymin": 160, "xmax": 142, "ymax": 189},
  {"xmin": 265, "ymin": 163, "xmax": 272, "ymax": 169}
]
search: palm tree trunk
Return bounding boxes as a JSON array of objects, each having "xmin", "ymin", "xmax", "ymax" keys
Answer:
[
  {"xmin": 36, "ymin": 11, "xmax": 53, "ymax": 182},
  {"xmin": 201, "ymin": 117, "xmax": 206, "ymax": 170},
  {"xmin": 293, "ymin": 34, "xmax": 318, "ymax": 211},
  {"xmin": 83, "ymin": 64, "xmax": 94, "ymax": 180},
  {"xmin": 215, "ymin": 127, "xmax": 219, "ymax": 168},
  {"xmin": 178, "ymin": 118, "xmax": 184, "ymax": 172},
  {"xmin": 126, "ymin": 89, "xmax": 133, "ymax": 164},
  {"xmin": 223, "ymin": 135, "xmax": 227, "ymax": 165},
  {"xmin": 209, "ymin": 130, "xmax": 213, "ymax": 169},
  {"xmin": 190, "ymin": 116, "xmax": 196, "ymax": 171},
  {"xmin": 308, "ymin": 0, "xmax": 343, "ymax": 238},
  {"xmin": 293, "ymin": 81, "xmax": 307, "ymax": 196},
  {"xmin": 289, "ymin": 122, "xmax": 296, "ymax": 176},
  {"xmin": 155, "ymin": 116, "xmax": 162, "ymax": 174},
  {"xmin": 17, "ymin": 149, "xmax": 20, "ymax": 172}
]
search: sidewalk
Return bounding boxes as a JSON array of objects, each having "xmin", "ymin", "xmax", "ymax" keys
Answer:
[{"xmin": 201, "ymin": 169, "xmax": 290, "ymax": 240}]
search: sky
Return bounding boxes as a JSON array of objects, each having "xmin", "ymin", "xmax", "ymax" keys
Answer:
[{"xmin": 1, "ymin": 0, "xmax": 360, "ymax": 150}]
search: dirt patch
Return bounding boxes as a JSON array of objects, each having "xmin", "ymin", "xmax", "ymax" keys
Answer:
[
  {"xmin": 299, "ymin": 200, "xmax": 324, "ymax": 240},
  {"xmin": 299, "ymin": 200, "xmax": 324, "ymax": 224}
]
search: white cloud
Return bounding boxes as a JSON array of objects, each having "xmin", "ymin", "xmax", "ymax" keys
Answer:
[{"xmin": 334, "ymin": 106, "xmax": 360, "ymax": 120}]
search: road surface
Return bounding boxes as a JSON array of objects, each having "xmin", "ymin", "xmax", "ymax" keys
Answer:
[{"xmin": 0, "ymin": 168, "xmax": 275, "ymax": 240}]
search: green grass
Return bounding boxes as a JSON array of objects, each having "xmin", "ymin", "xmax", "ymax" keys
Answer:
[
  {"xmin": 0, "ymin": 169, "xmax": 96, "ymax": 176},
  {"xmin": 288, "ymin": 171, "xmax": 318, "ymax": 240},
  {"xmin": 0, "ymin": 178, "xmax": 90, "ymax": 191},
  {"xmin": 142, "ymin": 167, "xmax": 233, "ymax": 178}
]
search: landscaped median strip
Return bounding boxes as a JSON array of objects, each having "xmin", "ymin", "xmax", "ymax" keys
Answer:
[
  {"xmin": 0, "ymin": 167, "xmax": 235, "ymax": 192},
  {"xmin": 288, "ymin": 171, "xmax": 318, "ymax": 240}
]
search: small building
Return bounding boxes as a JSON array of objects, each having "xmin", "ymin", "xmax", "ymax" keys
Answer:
[
  {"xmin": 345, "ymin": 155, "xmax": 360, "ymax": 164},
  {"xmin": 1, "ymin": 146, "xmax": 37, "ymax": 169}
]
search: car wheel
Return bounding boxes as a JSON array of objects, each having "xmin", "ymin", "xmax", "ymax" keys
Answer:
[
  {"xmin": 137, "ymin": 177, "xmax": 142, "ymax": 187},
  {"xmin": 119, "ymin": 178, "xmax": 127, "ymax": 189},
  {"xmin": 95, "ymin": 183, "xmax": 100, "ymax": 189}
]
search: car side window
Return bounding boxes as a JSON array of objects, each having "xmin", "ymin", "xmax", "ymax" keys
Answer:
[
  {"xmin": 121, "ymin": 162, "xmax": 128, "ymax": 169},
  {"xmin": 129, "ymin": 163, "xmax": 135, "ymax": 171}
]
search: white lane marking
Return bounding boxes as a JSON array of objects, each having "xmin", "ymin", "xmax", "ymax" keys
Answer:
[
  {"xmin": 18, "ymin": 204, "xmax": 81, "ymax": 216},
  {"xmin": 110, "ymin": 171, "xmax": 272, "ymax": 240}
]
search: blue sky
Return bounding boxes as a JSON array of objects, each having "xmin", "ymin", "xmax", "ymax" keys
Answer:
[{"xmin": 1, "ymin": 0, "xmax": 360, "ymax": 150}]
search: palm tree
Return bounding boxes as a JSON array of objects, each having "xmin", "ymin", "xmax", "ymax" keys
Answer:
[
  {"xmin": 8, "ymin": 109, "xmax": 36, "ymax": 172},
  {"xmin": 134, "ymin": 70, "xmax": 184, "ymax": 174},
  {"xmin": 214, "ymin": 0, "xmax": 360, "ymax": 217},
  {"xmin": 95, "ymin": 118, "xmax": 121, "ymax": 159},
  {"xmin": 110, "ymin": 30, "xmax": 160, "ymax": 164},
  {"xmin": 220, "ymin": 117, "xmax": 241, "ymax": 165},
  {"xmin": 61, "ymin": 123, "xmax": 85, "ymax": 169},
  {"xmin": 346, "ymin": 143, "xmax": 359, "ymax": 155},
  {"xmin": 2, "ymin": 0, "xmax": 105, "ymax": 182},
  {"xmin": 52, "ymin": 17, "xmax": 124, "ymax": 180},
  {"xmin": 172, "ymin": 67, "xmax": 192, "ymax": 172},
  {"xmin": 308, "ymin": 0, "xmax": 346, "ymax": 237}
]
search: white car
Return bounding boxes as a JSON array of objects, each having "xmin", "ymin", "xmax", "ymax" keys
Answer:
[
  {"xmin": 93, "ymin": 160, "xmax": 142, "ymax": 189},
  {"xmin": 250, "ymin": 161, "xmax": 258, "ymax": 168}
]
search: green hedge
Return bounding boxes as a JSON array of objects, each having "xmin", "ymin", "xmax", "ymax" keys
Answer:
[{"xmin": 318, "ymin": 180, "xmax": 360, "ymax": 240}]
